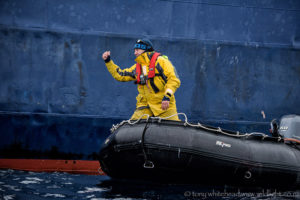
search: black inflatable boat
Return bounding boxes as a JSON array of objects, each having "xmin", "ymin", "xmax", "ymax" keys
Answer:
[{"xmin": 98, "ymin": 114, "xmax": 300, "ymax": 188}]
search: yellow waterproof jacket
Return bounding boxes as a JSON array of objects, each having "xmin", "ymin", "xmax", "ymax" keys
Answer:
[{"xmin": 105, "ymin": 52, "xmax": 181, "ymax": 116}]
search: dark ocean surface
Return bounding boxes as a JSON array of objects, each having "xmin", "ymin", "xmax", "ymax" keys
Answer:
[{"xmin": 0, "ymin": 169, "xmax": 299, "ymax": 200}]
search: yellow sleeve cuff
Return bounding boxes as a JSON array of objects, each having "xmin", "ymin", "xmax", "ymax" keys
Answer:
[{"xmin": 165, "ymin": 88, "xmax": 173, "ymax": 97}]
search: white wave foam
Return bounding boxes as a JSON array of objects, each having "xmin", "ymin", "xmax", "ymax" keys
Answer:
[
  {"xmin": 20, "ymin": 177, "xmax": 44, "ymax": 184},
  {"xmin": 3, "ymin": 194, "xmax": 15, "ymax": 200},
  {"xmin": 77, "ymin": 187, "xmax": 107, "ymax": 194},
  {"xmin": 0, "ymin": 181, "xmax": 4, "ymax": 184},
  {"xmin": 47, "ymin": 185, "xmax": 61, "ymax": 189},
  {"xmin": 26, "ymin": 177, "xmax": 44, "ymax": 182},
  {"xmin": 3, "ymin": 185, "xmax": 21, "ymax": 191},
  {"xmin": 90, "ymin": 197, "xmax": 117, "ymax": 200},
  {"xmin": 43, "ymin": 193, "xmax": 66, "ymax": 198},
  {"xmin": 63, "ymin": 182, "xmax": 72, "ymax": 185},
  {"xmin": 87, "ymin": 195, "xmax": 107, "ymax": 200},
  {"xmin": 20, "ymin": 180, "xmax": 38, "ymax": 184}
]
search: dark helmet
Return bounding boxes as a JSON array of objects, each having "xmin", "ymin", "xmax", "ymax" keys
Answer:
[{"xmin": 134, "ymin": 38, "xmax": 154, "ymax": 52}]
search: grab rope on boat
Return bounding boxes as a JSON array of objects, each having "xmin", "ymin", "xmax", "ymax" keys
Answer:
[{"xmin": 110, "ymin": 113, "xmax": 283, "ymax": 142}]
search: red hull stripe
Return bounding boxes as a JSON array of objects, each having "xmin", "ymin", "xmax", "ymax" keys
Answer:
[{"xmin": 0, "ymin": 159, "xmax": 104, "ymax": 175}]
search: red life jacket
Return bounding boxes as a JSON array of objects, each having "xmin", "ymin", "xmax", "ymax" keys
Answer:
[{"xmin": 136, "ymin": 52, "xmax": 160, "ymax": 84}]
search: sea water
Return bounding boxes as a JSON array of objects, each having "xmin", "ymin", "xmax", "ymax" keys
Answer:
[{"xmin": 0, "ymin": 169, "xmax": 299, "ymax": 200}]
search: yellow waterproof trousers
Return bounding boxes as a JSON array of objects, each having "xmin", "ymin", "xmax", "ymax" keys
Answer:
[{"xmin": 130, "ymin": 107, "xmax": 180, "ymax": 121}]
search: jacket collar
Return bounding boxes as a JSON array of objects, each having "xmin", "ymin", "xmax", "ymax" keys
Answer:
[{"xmin": 135, "ymin": 52, "xmax": 154, "ymax": 65}]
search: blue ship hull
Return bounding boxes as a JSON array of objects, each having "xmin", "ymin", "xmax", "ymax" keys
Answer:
[{"xmin": 0, "ymin": 0, "xmax": 300, "ymax": 161}]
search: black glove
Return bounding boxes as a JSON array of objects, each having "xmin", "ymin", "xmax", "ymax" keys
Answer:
[
  {"xmin": 104, "ymin": 56, "xmax": 111, "ymax": 63},
  {"xmin": 162, "ymin": 96, "xmax": 170, "ymax": 101}
]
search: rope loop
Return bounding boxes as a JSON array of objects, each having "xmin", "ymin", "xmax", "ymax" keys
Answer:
[{"xmin": 110, "ymin": 112, "xmax": 281, "ymax": 142}]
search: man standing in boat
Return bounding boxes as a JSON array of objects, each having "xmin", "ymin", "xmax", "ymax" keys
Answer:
[{"xmin": 102, "ymin": 39, "xmax": 181, "ymax": 121}]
